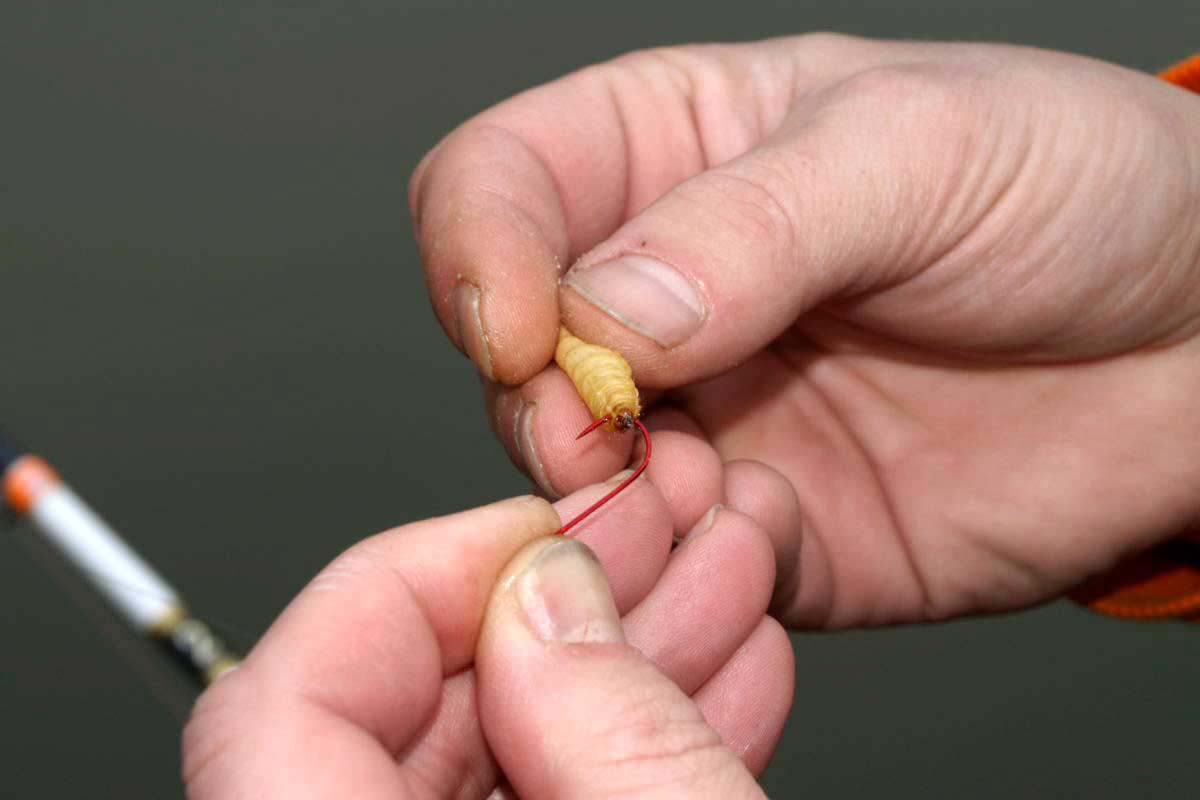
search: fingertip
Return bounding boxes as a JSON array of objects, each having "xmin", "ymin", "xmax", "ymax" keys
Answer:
[
  {"xmin": 477, "ymin": 529, "xmax": 758, "ymax": 799},
  {"xmin": 699, "ymin": 506, "xmax": 778, "ymax": 611},
  {"xmin": 426, "ymin": 210, "xmax": 561, "ymax": 383},
  {"xmin": 694, "ymin": 615, "xmax": 795, "ymax": 777},
  {"xmin": 500, "ymin": 492, "xmax": 563, "ymax": 537},
  {"xmin": 624, "ymin": 505, "xmax": 776, "ymax": 694},
  {"xmin": 553, "ymin": 473, "xmax": 673, "ymax": 613},
  {"xmin": 642, "ymin": 407, "xmax": 726, "ymax": 538},
  {"xmin": 722, "ymin": 459, "xmax": 805, "ymax": 608},
  {"xmin": 415, "ymin": 125, "xmax": 569, "ymax": 385},
  {"xmin": 407, "ymin": 139, "xmax": 443, "ymax": 228}
]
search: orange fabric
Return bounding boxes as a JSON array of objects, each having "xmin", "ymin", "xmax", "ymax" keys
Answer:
[
  {"xmin": 2, "ymin": 455, "xmax": 60, "ymax": 515},
  {"xmin": 1072, "ymin": 541, "xmax": 1200, "ymax": 620},
  {"xmin": 1072, "ymin": 55, "xmax": 1200, "ymax": 620},
  {"xmin": 1159, "ymin": 53, "xmax": 1200, "ymax": 93}
]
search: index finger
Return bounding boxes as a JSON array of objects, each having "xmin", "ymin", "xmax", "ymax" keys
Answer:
[
  {"xmin": 241, "ymin": 496, "xmax": 560, "ymax": 750},
  {"xmin": 197, "ymin": 474, "xmax": 673, "ymax": 754}
]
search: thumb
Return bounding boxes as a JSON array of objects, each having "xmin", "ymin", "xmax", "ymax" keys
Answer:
[
  {"xmin": 476, "ymin": 538, "xmax": 764, "ymax": 800},
  {"xmin": 560, "ymin": 66, "xmax": 1001, "ymax": 387}
]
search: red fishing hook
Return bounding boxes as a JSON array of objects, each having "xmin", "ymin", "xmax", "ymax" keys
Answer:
[{"xmin": 554, "ymin": 416, "xmax": 652, "ymax": 536}]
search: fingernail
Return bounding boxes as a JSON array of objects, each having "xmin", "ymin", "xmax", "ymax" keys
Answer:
[
  {"xmin": 676, "ymin": 503, "xmax": 722, "ymax": 548},
  {"xmin": 691, "ymin": 503, "xmax": 723, "ymax": 537},
  {"xmin": 516, "ymin": 402, "xmax": 559, "ymax": 498},
  {"xmin": 564, "ymin": 255, "xmax": 705, "ymax": 348},
  {"xmin": 453, "ymin": 282, "xmax": 494, "ymax": 379},
  {"xmin": 517, "ymin": 540, "xmax": 624, "ymax": 644},
  {"xmin": 605, "ymin": 468, "xmax": 636, "ymax": 487}
]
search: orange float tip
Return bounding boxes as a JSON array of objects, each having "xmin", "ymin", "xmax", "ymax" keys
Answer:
[{"xmin": 2, "ymin": 455, "xmax": 61, "ymax": 516}]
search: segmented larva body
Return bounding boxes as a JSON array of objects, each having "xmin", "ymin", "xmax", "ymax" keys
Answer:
[{"xmin": 555, "ymin": 327, "xmax": 641, "ymax": 431}]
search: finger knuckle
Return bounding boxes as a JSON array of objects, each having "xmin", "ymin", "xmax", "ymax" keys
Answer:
[
  {"xmin": 702, "ymin": 158, "xmax": 801, "ymax": 261},
  {"xmin": 791, "ymin": 30, "xmax": 868, "ymax": 55},
  {"xmin": 586, "ymin": 680, "xmax": 729, "ymax": 784},
  {"xmin": 607, "ymin": 44, "xmax": 706, "ymax": 82},
  {"xmin": 304, "ymin": 544, "xmax": 389, "ymax": 595},
  {"xmin": 844, "ymin": 63, "xmax": 944, "ymax": 101},
  {"xmin": 839, "ymin": 64, "xmax": 980, "ymax": 129}
]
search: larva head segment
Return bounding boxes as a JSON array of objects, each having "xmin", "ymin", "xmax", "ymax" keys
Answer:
[{"xmin": 612, "ymin": 410, "xmax": 636, "ymax": 432}]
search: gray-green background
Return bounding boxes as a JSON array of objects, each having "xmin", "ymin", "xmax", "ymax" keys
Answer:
[{"xmin": 2, "ymin": 2, "xmax": 1197, "ymax": 796}]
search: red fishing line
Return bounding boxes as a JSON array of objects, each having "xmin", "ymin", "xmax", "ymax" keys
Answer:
[{"xmin": 555, "ymin": 416, "xmax": 652, "ymax": 536}]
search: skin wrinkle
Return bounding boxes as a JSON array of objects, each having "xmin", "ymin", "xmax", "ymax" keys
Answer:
[
  {"xmin": 1020, "ymin": 99, "xmax": 1147, "ymax": 350},
  {"xmin": 749, "ymin": 45, "xmax": 798, "ymax": 145},
  {"xmin": 1165, "ymin": 98, "xmax": 1200, "ymax": 325},
  {"xmin": 182, "ymin": 692, "xmax": 243, "ymax": 790},
  {"xmin": 395, "ymin": 681, "xmax": 498, "ymax": 800},
  {"xmin": 674, "ymin": 350, "xmax": 838, "ymax": 626},
  {"xmin": 764, "ymin": 338, "xmax": 936, "ymax": 621},
  {"xmin": 694, "ymin": 619, "xmax": 785, "ymax": 758},
  {"xmin": 778, "ymin": 328, "xmax": 1074, "ymax": 613},
  {"xmin": 421, "ymin": 181, "xmax": 557, "ymax": 369},
  {"xmin": 940, "ymin": 500, "xmax": 1058, "ymax": 612},
  {"xmin": 468, "ymin": 123, "xmax": 574, "ymax": 264},
  {"xmin": 1088, "ymin": 112, "xmax": 1200, "ymax": 347},
  {"xmin": 583, "ymin": 681, "xmax": 726, "ymax": 770},
  {"xmin": 898, "ymin": 72, "xmax": 1032, "ymax": 291},
  {"xmin": 181, "ymin": 736, "xmax": 235, "ymax": 793},
  {"xmin": 710, "ymin": 167, "xmax": 797, "ymax": 273},
  {"xmin": 716, "ymin": 648, "xmax": 774, "ymax": 762},
  {"xmin": 271, "ymin": 498, "xmax": 559, "ymax": 782},
  {"xmin": 391, "ymin": 698, "xmax": 442, "ymax": 767},
  {"xmin": 305, "ymin": 552, "xmax": 384, "ymax": 594},
  {"xmin": 644, "ymin": 48, "xmax": 714, "ymax": 172},
  {"xmin": 1147, "ymin": 197, "xmax": 1200, "ymax": 344},
  {"xmin": 643, "ymin": 43, "xmax": 795, "ymax": 175},
  {"xmin": 321, "ymin": 506, "xmax": 564, "ymax": 743},
  {"xmin": 388, "ymin": 752, "xmax": 450, "ymax": 800},
  {"xmin": 588, "ymin": 745, "xmax": 742, "ymax": 798},
  {"xmin": 894, "ymin": 69, "xmax": 990, "ymax": 269},
  {"xmin": 750, "ymin": 480, "xmax": 805, "ymax": 619},
  {"xmin": 294, "ymin": 559, "xmax": 439, "ymax": 754},
  {"xmin": 392, "ymin": 674, "xmax": 481, "ymax": 768},
  {"xmin": 816, "ymin": 67, "xmax": 987, "ymax": 294},
  {"xmin": 837, "ymin": 82, "xmax": 1112, "ymax": 358},
  {"xmin": 602, "ymin": 74, "xmax": 637, "ymax": 237},
  {"xmin": 1044, "ymin": 103, "xmax": 1151, "ymax": 346},
  {"xmin": 598, "ymin": 42, "xmax": 812, "ymax": 238},
  {"xmin": 854, "ymin": 65, "xmax": 1180, "ymax": 352},
  {"xmin": 463, "ymin": 184, "xmax": 552, "ymax": 241},
  {"xmin": 780, "ymin": 322, "xmax": 1200, "ymax": 613},
  {"xmin": 755, "ymin": 350, "xmax": 838, "ymax": 628},
  {"xmin": 800, "ymin": 358, "xmax": 937, "ymax": 621}
]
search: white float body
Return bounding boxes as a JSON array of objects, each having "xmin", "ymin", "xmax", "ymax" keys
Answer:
[{"xmin": 27, "ymin": 483, "xmax": 182, "ymax": 632}]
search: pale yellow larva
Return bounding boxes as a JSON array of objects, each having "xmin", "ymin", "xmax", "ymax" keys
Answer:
[{"xmin": 555, "ymin": 326, "xmax": 641, "ymax": 431}]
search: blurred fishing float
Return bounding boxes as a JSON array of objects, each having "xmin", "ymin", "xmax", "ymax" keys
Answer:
[{"xmin": 1, "ymin": 432, "xmax": 240, "ymax": 686}]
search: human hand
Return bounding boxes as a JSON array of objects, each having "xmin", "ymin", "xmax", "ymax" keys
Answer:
[
  {"xmin": 410, "ymin": 35, "xmax": 1200, "ymax": 627},
  {"xmin": 182, "ymin": 478, "xmax": 792, "ymax": 798}
]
